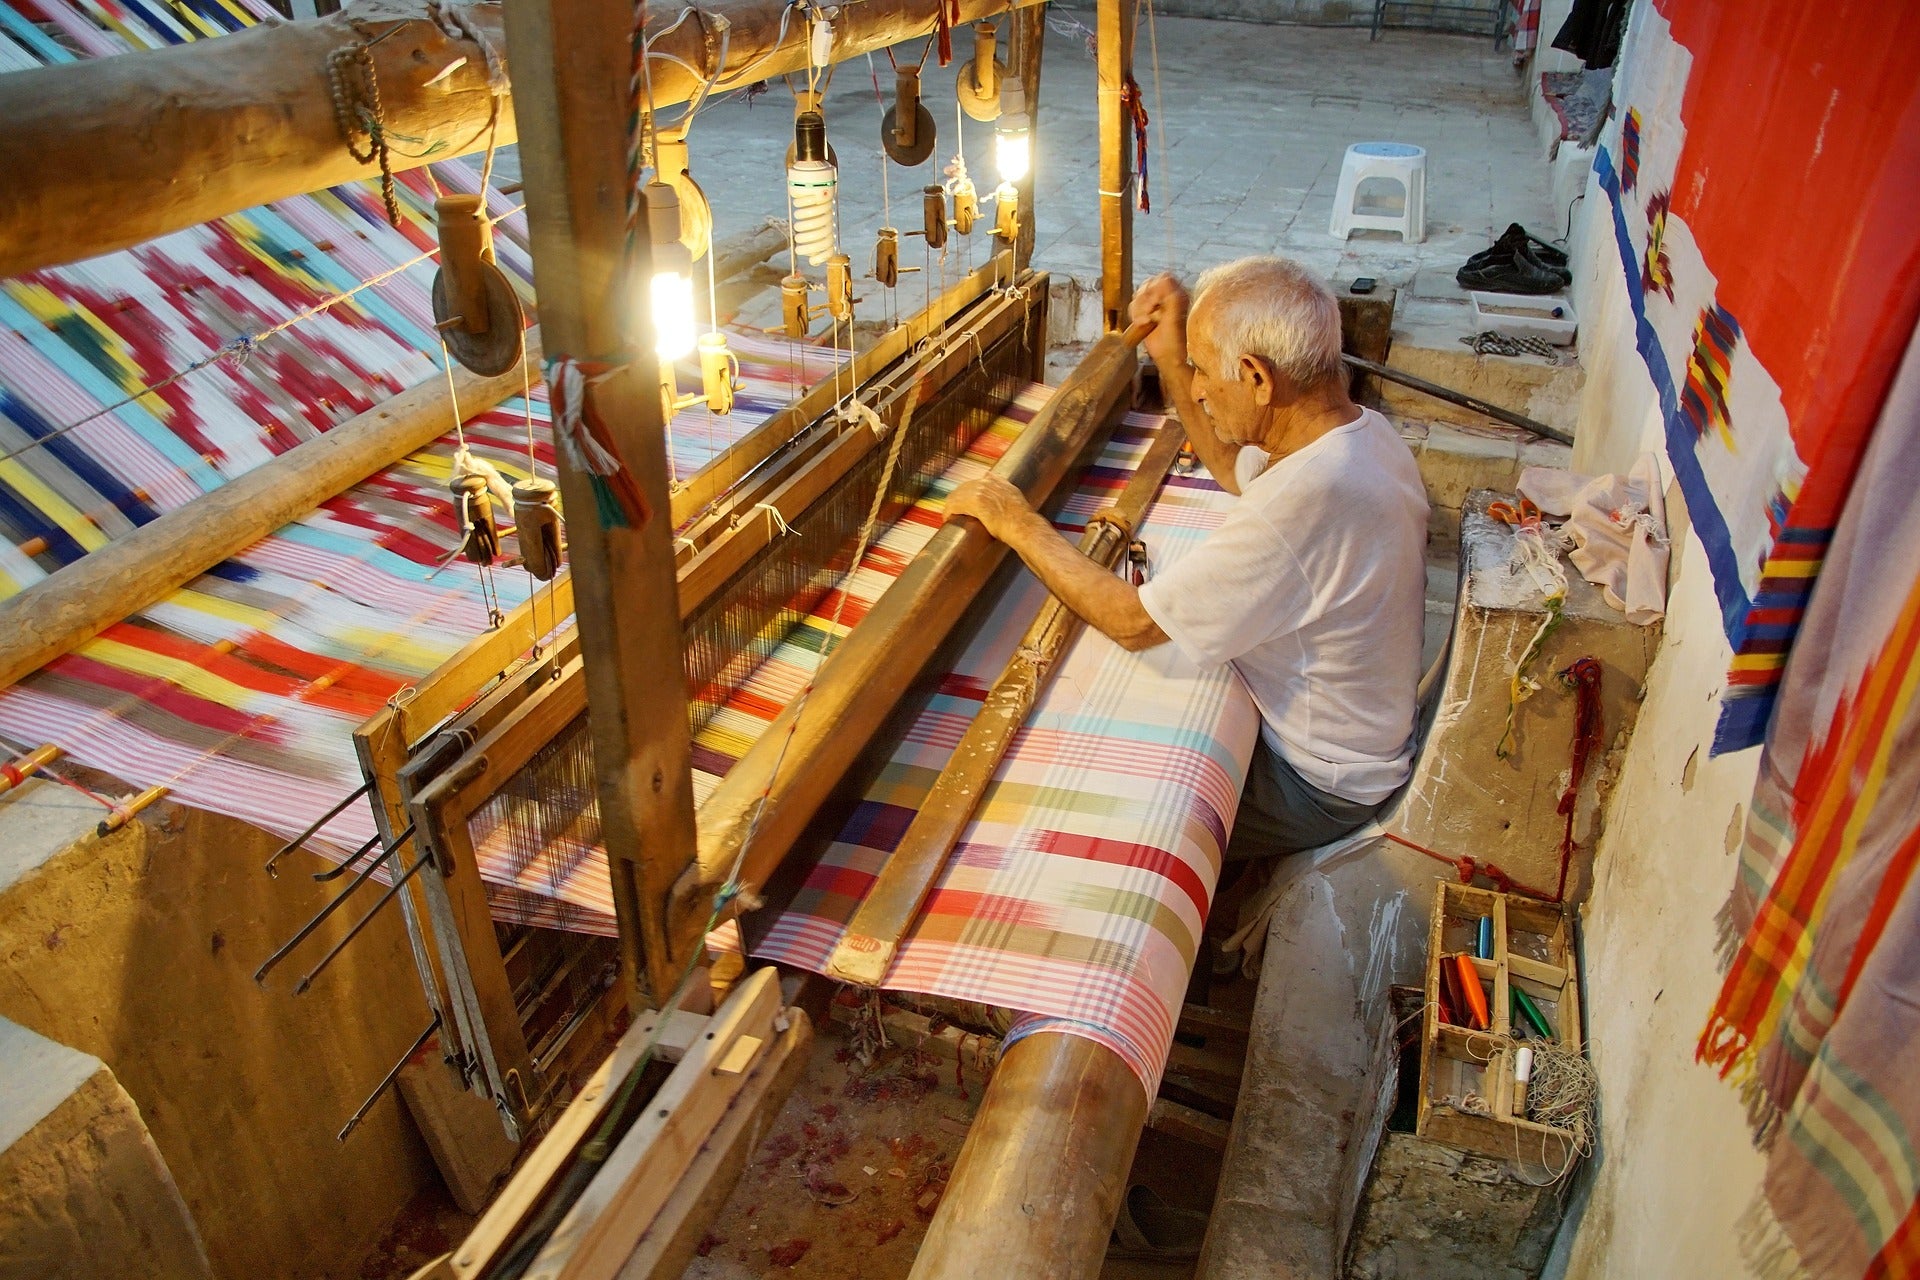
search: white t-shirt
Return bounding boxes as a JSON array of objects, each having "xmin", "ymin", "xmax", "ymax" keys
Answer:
[{"xmin": 1138, "ymin": 409, "xmax": 1429, "ymax": 804}]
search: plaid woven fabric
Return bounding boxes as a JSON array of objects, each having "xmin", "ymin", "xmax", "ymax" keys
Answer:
[
  {"xmin": 746, "ymin": 408, "xmax": 1259, "ymax": 1094},
  {"xmin": 1700, "ymin": 327, "xmax": 1920, "ymax": 1279}
]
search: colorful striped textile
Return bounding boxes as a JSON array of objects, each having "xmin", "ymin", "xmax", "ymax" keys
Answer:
[
  {"xmin": 0, "ymin": 0, "xmax": 846, "ymax": 897},
  {"xmin": 1598, "ymin": 1, "xmax": 1920, "ymax": 753},
  {"xmin": 465, "ymin": 386, "xmax": 1260, "ymax": 1092},
  {"xmin": 1698, "ymin": 326, "xmax": 1920, "ymax": 1280},
  {"xmin": 745, "ymin": 402, "xmax": 1258, "ymax": 1096}
]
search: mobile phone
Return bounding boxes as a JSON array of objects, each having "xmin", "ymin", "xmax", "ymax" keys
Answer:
[{"xmin": 1350, "ymin": 277, "xmax": 1377, "ymax": 295}]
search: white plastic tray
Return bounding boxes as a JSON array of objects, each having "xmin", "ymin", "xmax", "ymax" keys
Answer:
[{"xmin": 1470, "ymin": 291, "xmax": 1578, "ymax": 345}]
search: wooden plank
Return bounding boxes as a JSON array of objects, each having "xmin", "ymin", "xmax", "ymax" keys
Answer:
[
  {"xmin": 0, "ymin": 331, "xmax": 542, "ymax": 692},
  {"xmin": 1147, "ymin": 1097, "xmax": 1231, "ymax": 1152},
  {"xmin": 826, "ymin": 403, "xmax": 1182, "ymax": 986},
  {"xmin": 437, "ymin": 1002, "xmax": 713, "ymax": 1276},
  {"xmin": 1177, "ymin": 1003, "xmax": 1252, "ymax": 1044},
  {"xmin": 1164, "ymin": 1040, "xmax": 1246, "ymax": 1089},
  {"xmin": 396, "ymin": 576, "xmax": 577, "ymax": 743},
  {"xmin": 1095, "ymin": 0, "xmax": 1135, "ymax": 333},
  {"xmin": 615, "ymin": 1011, "xmax": 815, "ymax": 1280},
  {"xmin": 503, "ymin": 0, "xmax": 699, "ymax": 1009},
  {"xmin": 528, "ymin": 968, "xmax": 784, "ymax": 1279}
]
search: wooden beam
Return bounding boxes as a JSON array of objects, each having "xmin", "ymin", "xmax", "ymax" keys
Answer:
[
  {"xmin": 911, "ymin": 1032, "xmax": 1150, "ymax": 1279},
  {"xmin": 826, "ymin": 406, "xmax": 1185, "ymax": 987},
  {"xmin": 670, "ymin": 327, "xmax": 1143, "ymax": 959},
  {"xmin": 0, "ymin": 332, "xmax": 541, "ymax": 692},
  {"xmin": 502, "ymin": 0, "xmax": 697, "ymax": 1008},
  {"xmin": 1096, "ymin": 0, "xmax": 1135, "ymax": 332},
  {"xmin": 1009, "ymin": 4, "xmax": 1046, "ymax": 271},
  {"xmin": 0, "ymin": 0, "xmax": 1047, "ymax": 278}
]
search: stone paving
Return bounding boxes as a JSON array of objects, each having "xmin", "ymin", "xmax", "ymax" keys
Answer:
[{"xmin": 652, "ymin": 10, "xmax": 1558, "ymax": 325}]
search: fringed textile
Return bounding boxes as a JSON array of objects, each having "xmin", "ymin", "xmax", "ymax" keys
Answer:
[{"xmin": 1700, "ymin": 323, "xmax": 1920, "ymax": 1279}]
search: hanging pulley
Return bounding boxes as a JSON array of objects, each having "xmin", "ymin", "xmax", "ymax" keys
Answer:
[
  {"xmin": 956, "ymin": 21, "xmax": 1007, "ymax": 121},
  {"xmin": 882, "ymin": 67, "xmax": 938, "ymax": 167},
  {"xmin": 699, "ymin": 331, "xmax": 741, "ymax": 415},
  {"xmin": 654, "ymin": 131, "xmax": 713, "ymax": 262},
  {"xmin": 781, "ymin": 273, "xmax": 812, "ymax": 338},
  {"xmin": 511, "ymin": 478, "xmax": 563, "ymax": 581},
  {"xmin": 873, "ymin": 227, "xmax": 900, "ymax": 288},
  {"xmin": 431, "ymin": 194, "xmax": 525, "ymax": 378},
  {"xmin": 451, "ymin": 473, "xmax": 501, "ymax": 566},
  {"xmin": 922, "ymin": 185, "xmax": 948, "ymax": 251}
]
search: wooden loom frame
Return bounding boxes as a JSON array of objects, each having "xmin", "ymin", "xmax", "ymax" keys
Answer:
[{"xmin": 357, "ymin": 259, "xmax": 1048, "ymax": 1130}]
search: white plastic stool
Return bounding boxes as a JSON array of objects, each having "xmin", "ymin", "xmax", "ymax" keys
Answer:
[{"xmin": 1328, "ymin": 142, "xmax": 1426, "ymax": 243}]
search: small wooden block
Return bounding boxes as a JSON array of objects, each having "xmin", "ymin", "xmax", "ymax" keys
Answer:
[{"xmin": 713, "ymin": 1035, "xmax": 763, "ymax": 1077}]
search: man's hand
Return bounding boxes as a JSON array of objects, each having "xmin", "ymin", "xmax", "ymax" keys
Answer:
[
  {"xmin": 944, "ymin": 474, "xmax": 1033, "ymax": 542},
  {"xmin": 1129, "ymin": 273, "xmax": 1190, "ymax": 371}
]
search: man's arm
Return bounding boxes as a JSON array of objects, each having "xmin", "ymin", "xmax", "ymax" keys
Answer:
[
  {"xmin": 943, "ymin": 477, "xmax": 1170, "ymax": 652},
  {"xmin": 1129, "ymin": 273, "xmax": 1242, "ymax": 495}
]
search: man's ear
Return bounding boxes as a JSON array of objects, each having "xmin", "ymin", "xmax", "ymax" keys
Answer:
[{"xmin": 1242, "ymin": 354, "xmax": 1278, "ymax": 406}]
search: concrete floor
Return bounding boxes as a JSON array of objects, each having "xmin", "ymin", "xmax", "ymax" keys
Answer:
[{"xmin": 659, "ymin": 12, "xmax": 1555, "ymax": 321}]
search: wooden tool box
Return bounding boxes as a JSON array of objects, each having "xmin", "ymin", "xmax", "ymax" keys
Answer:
[{"xmin": 1417, "ymin": 881, "xmax": 1584, "ymax": 1173}]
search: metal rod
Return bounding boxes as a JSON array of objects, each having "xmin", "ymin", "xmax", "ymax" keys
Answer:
[
  {"xmin": 337, "ymin": 1012, "xmax": 441, "ymax": 1142},
  {"xmin": 263, "ymin": 779, "xmax": 373, "ymax": 877},
  {"xmin": 1340, "ymin": 353, "xmax": 1572, "ymax": 446},
  {"xmin": 293, "ymin": 852, "xmax": 430, "ymax": 995},
  {"xmin": 253, "ymin": 840, "xmax": 399, "ymax": 983},
  {"xmin": 310, "ymin": 830, "xmax": 382, "ymax": 883}
]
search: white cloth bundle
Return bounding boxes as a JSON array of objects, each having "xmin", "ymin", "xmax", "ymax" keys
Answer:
[{"xmin": 1519, "ymin": 452, "xmax": 1670, "ymax": 624}]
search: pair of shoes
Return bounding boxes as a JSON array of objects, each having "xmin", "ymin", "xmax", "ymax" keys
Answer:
[{"xmin": 1456, "ymin": 222, "xmax": 1570, "ymax": 295}]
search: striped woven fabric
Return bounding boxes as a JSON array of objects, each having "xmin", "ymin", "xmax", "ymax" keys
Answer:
[
  {"xmin": 464, "ymin": 388, "xmax": 1261, "ymax": 1094},
  {"xmin": 0, "ymin": 0, "xmax": 845, "ymax": 893},
  {"xmin": 748, "ymin": 406, "xmax": 1258, "ymax": 1094}
]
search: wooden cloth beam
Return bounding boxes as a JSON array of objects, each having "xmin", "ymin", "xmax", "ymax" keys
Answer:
[
  {"xmin": 911, "ymin": 1031, "xmax": 1150, "ymax": 1280},
  {"xmin": 0, "ymin": 331, "xmax": 542, "ymax": 692},
  {"xmin": 0, "ymin": 0, "xmax": 1046, "ymax": 279}
]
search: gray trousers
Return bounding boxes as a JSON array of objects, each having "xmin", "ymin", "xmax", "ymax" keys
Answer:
[{"xmin": 1223, "ymin": 738, "xmax": 1384, "ymax": 862}]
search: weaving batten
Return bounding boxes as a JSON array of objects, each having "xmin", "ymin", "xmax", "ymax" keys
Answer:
[
  {"xmin": 0, "ymin": 332, "xmax": 544, "ymax": 693},
  {"xmin": 670, "ymin": 326, "xmax": 1143, "ymax": 959},
  {"xmin": 828, "ymin": 373, "xmax": 1182, "ymax": 987},
  {"xmin": 0, "ymin": 0, "xmax": 1050, "ymax": 279}
]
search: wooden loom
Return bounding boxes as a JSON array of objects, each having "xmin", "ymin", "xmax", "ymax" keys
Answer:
[{"xmin": 0, "ymin": 0, "xmax": 1163, "ymax": 1271}]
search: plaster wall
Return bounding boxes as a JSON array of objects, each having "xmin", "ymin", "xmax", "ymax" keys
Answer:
[
  {"xmin": 0, "ymin": 781, "xmax": 441, "ymax": 1280},
  {"xmin": 0, "ymin": 1018, "xmax": 211, "ymax": 1280},
  {"xmin": 1545, "ymin": 90, "xmax": 1766, "ymax": 1278}
]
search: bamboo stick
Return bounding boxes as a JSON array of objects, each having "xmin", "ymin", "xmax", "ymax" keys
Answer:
[
  {"xmin": 0, "ymin": 331, "xmax": 542, "ymax": 692},
  {"xmin": 667, "ymin": 327, "xmax": 1145, "ymax": 959},
  {"xmin": 0, "ymin": 0, "xmax": 1046, "ymax": 278},
  {"xmin": 825, "ymin": 412, "xmax": 1189, "ymax": 987}
]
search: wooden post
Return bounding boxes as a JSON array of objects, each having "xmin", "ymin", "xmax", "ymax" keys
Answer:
[
  {"xmin": 1009, "ymin": 3, "xmax": 1046, "ymax": 272},
  {"xmin": 0, "ymin": 334, "xmax": 540, "ymax": 693},
  {"xmin": 1096, "ymin": 0, "xmax": 1135, "ymax": 332},
  {"xmin": 501, "ymin": 0, "xmax": 699, "ymax": 1009}
]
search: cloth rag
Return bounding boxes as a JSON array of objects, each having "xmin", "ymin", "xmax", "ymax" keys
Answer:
[{"xmin": 1519, "ymin": 453, "xmax": 1669, "ymax": 624}]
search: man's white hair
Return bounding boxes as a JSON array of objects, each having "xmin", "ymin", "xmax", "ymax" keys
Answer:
[{"xmin": 1192, "ymin": 256, "xmax": 1345, "ymax": 388}]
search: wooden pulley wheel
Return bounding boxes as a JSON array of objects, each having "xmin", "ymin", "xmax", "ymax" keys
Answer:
[
  {"xmin": 432, "ymin": 261, "xmax": 525, "ymax": 378},
  {"xmin": 671, "ymin": 170, "xmax": 714, "ymax": 261},
  {"xmin": 881, "ymin": 101, "xmax": 938, "ymax": 167},
  {"xmin": 957, "ymin": 56, "xmax": 1008, "ymax": 121}
]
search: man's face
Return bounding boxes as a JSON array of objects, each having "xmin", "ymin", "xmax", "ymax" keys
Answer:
[{"xmin": 1187, "ymin": 302, "xmax": 1264, "ymax": 447}]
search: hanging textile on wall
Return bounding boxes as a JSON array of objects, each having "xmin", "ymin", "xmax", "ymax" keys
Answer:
[
  {"xmin": 1699, "ymin": 325, "xmax": 1920, "ymax": 1280},
  {"xmin": 1595, "ymin": 0, "xmax": 1920, "ymax": 755}
]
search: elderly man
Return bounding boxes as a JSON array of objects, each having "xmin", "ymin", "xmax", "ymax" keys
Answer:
[{"xmin": 944, "ymin": 256, "xmax": 1429, "ymax": 859}]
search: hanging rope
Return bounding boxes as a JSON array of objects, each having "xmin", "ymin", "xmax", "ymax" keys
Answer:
[{"xmin": 548, "ymin": 358, "xmax": 651, "ymax": 530}]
